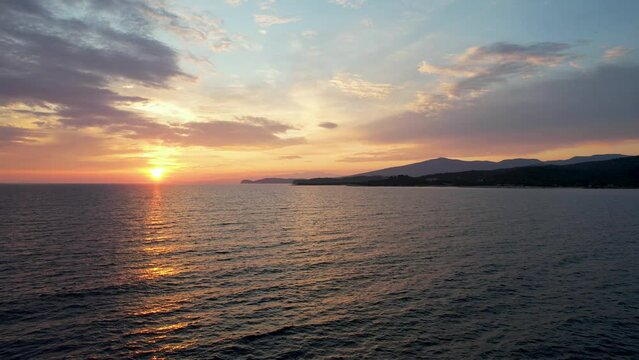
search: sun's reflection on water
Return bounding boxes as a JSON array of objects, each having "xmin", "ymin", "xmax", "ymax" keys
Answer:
[
  {"xmin": 138, "ymin": 185, "xmax": 179, "ymax": 281},
  {"xmin": 130, "ymin": 301, "xmax": 183, "ymax": 317},
  {"xmin": 123, "ymin": 185, "xmax": 196, "ymax": 358},
  {"xmin": 138, "ymin": 265, "xmax": 178, "ymax": 280},
  {"xmin": 142, "ymin": 245, "xmax": 177, "ymax": 255},
  {"xmin": 129, "ymin": 321, "xmax": 192, "ymax": 335}
]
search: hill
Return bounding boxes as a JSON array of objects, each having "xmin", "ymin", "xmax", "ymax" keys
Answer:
[
  {"xmin": 358, "ymin": 156, "xmax": 639, "ymax": 188},
  {"xmin": 356, "ymin": 154, "xmax": 627, "ymax": 177},
  {"xmin": 545, "ymin": 154, "xmax": 628, "ymax": 166}
]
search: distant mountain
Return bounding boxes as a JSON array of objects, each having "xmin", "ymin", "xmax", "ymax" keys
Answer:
[
  {"xmin": 294, "ymin": 154, "xmax": 634, "ymax": 186},
  {"xmin": 356, "ymin": 157, "xmax": 542, "ymax": 177},
  {"xmin": 252, "ymin": 155, "xmax": 631, "ymax": 185},
  {"xmin": 358, "ymin": 156, "xmax": 639, "ymax": 188},
  {"xmin": 356, "ymin": 154, "xmax": 628, "ymax": 177},
  {"xmin": 241, "ymin": 178, "xmax": 295, "ymax": 184},
  {"xmin": 545, "ymin": 154, "xmax": 628, "ymax": 166}
]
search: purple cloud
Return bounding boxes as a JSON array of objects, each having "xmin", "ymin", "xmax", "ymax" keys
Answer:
[
  {"xmin": 363, "ymin": 64, "xmax": 639, "ymax": 155},
  {"xmin": 0, "ymin": 0, "xmax": 183, "ymax": 132},
  {"xmin": 0, "ymin": 125, "xmax": 42, "ymax": 147},
  {"xmin": 318, "ymin": 122, "xmax": 339, "ymax": 129},
  {"xmin": 419, "ymin": 42, "xmax": 576, "ymax": 98},
  {"xmin": 170, "ymin": 119, "xmax": 304, "ymax": 148},
  {"xmin": 0, "ymin": 1, "xmax": 304, "ymax": 150}
]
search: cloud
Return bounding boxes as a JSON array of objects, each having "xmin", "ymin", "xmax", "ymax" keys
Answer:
[
  {"xmin": 182, "ymin": 52, "xmax": 216, "ymax": 72},
  {"xmin": 417, "ymin": 62, "xmax": 474, "ymax": 77},
  {"xmin": 330, "ymin": 73, "xmax": 395, "ymax": 99},
  {"xmin": 318, "ymin": 122, "xmax": 339, "ymax": 129},
  {"xmin": 210, "ymin": 38, "xmax": 234, "ymax": 53},
  {"xmin": 234, "ymin": 116, "xmax": 295, "ymax": 133},
  {"xmin": 361, "ymin": 64, "xmax": 639, "ymax": 155},
  {"xmin": 253, "ymin": 14, "xmax": 300, "ymax": 28},
  {"xmin": 4, "ymin": 114, "xmax": 304, "ymax": 151},
  {"xmin": 279, "ymin": 155, "xmax": 301, "ymax": 160},
  {"xmin": 170, "ymin": 118, "xmax": 304, "ymax": 148},
  {"xmin": 226, "ymin": 0, "xmax": 246, "ymax": 6},
  {"xmin": 61, "ymin": 113, "xmax": 304, "ymax": 149},
  {"xmin": 418, "ymin": 42, "xmax": 575, "ymax": 98},
  {"xmin": 0, "ymin": 130, "xmax": 145, "ymax": 175},
  {"xmin": 0, "ymin": 0, "xmax": 184, "ymax": 132},
  {"xmin": 91, "ymin": 0, "xmax": 238, "ymax": 54},
  {"xmin": 330, "ymin": 0, "xmax": 367, "ymax": 8},
  {"xmin": 1, "ymin": 8, "xmax": 184, "ymax": 84},
  {"xmin": 458, "ymin": 42, "xmax": 572, "ymax": 65},
  {"xmin": 0, "ymin": 2, "xmax": 305, "ymax": 151},
  {"xmin": 338, "ymin": 147, "xmax": 426, "ymax": 162},
  {"xmin": 604, "ymin": 46, "xmax": 630, "ymax": 61},
  {"xmin": 259, "ymin": 0, "xmax": 277, "ymax": 10},
  {"xmin": 0, "ymin": 125, "xmax": 42, "ymax": 147},
  {"xmin": 408, "ymin": 92, "xmax": 454, "ymax": 114}
]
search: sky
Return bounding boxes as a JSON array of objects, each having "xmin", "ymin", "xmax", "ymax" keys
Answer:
[{"xmin": 0, "ymin": 0, "xmax": 638, "ymax": 183}]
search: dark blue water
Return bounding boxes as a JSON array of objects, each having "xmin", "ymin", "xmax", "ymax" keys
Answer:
[{"xmin": 1, "ymin": 185, "xmax": 638, "ymax": 359}]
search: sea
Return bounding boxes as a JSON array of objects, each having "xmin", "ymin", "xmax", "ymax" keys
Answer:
[{"xmin": 1, "ymin": 184, "xmax": 638, "ymax": 359}]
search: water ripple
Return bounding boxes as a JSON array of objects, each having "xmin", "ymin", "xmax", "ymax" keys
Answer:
[{"xmin": 1, "ymin": 185, "xmax": 639, "ymax": 359}]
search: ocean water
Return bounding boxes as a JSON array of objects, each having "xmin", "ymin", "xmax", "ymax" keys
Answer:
[{"xmin": 1, "ymin": 184, "xmax": 639, "ymax": 359}]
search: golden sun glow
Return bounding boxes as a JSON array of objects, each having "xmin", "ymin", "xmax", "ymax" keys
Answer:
[{"xmin": 148, "ymin": 167, "xmax": 166, "ymax": 181}]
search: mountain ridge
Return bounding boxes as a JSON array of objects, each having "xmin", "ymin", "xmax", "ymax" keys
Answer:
[
  {"xmin": 356, "ymin": 154, "xmax": 627, "ymax": 177},
  {"xmin": 293, "ymin": 154, "xmax": 632, "ymax": 186},
  {"xmin": 356, "ymin": 156, "xmax": 639, "ymax": 188},
  {"xmin": 244, "ymin": 154, "xmax": 630, "ymax": 184}
]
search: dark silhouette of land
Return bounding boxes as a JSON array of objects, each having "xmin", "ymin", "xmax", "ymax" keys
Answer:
[
  {"xmin": 242, "ymin": 154, "xmax": 632, "ymax": 186},
  {"xmin": 294, "ymin": 156, "xmax": 639, "ymax": 188},
  {"xmin": 356, "ymin": 154, "xmax": 627, "ymax": 177},
  {"xmin": 291, "ymin": 176, "xmax": 386, "ymax": 185}
]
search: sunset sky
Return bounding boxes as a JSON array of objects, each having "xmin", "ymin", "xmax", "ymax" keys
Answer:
[{"xmin": 1, "ymin": 0, "xmax": 638, "ymax": 183}]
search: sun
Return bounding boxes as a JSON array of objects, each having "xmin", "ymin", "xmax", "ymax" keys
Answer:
[{"xmin": 148, "ymin": 167, "xmax": 166, "ymax": 181}]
